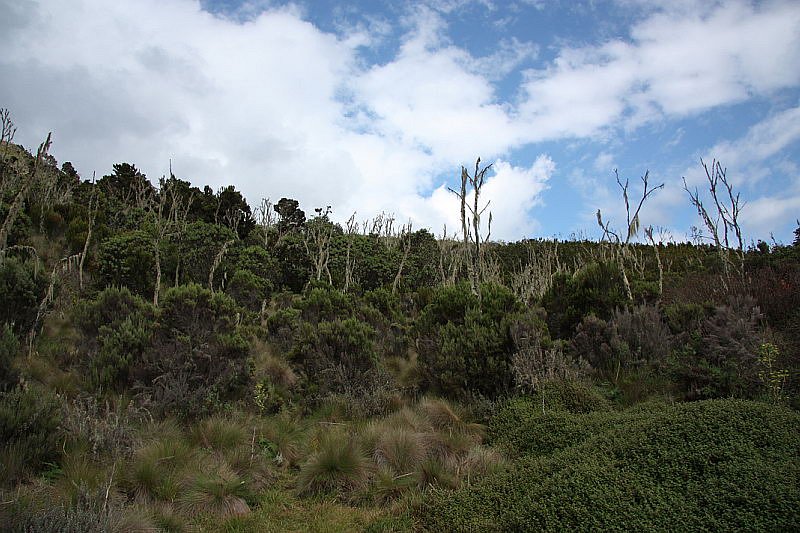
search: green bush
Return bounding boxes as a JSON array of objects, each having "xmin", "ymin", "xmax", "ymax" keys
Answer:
[
  {"xmin": 97, "ymin": 230, "xmax": 155, "ymax": 297},
  {"xmin": 422, "ymin": 400, "xmax": 800, "ymax": 532},
  {"xmin": 0, "ymin": 323, "xmax": 19, "ymax": 391},
  {"xmin": 0, "ymin": 257, "xmax": 47, "ymax": 334},
  {"xmin": 0, "ymin": 385, "xmax": 61, "ymax": 484},
  {"xmin": 75, "ymin": 287, "xmax": 154, "ymax": 391},
  {"xmin": 489, "ymin": 382, "xmax": 613, "ymax": 457},
  {"xmin": 141, "ymin": 284, "xmax": 250, "ymax": 419},
  {"xmin": 669, "ymin": 296, "xmax": 766, "ymax": 400},
  {"xmin": 541, "ymin": 261, "xmax": 627, "ymax": 339},
  {"xmin": 415, "ymin": 283, "xmax": 524, "ymax": 398}
]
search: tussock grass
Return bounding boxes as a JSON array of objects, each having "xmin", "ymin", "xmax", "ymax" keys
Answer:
[
  {"xmin": 190, "ymin": 414, "xmax": 246, "ymax": 452},
  {"xmin": 178, "ymin": 460, "xmax": 251, "ymax": 519},
  {"xmin": 124, "ymin": 436, "xmax": 197, "ymax": 502},
  {"xmin": 374, "ymin": 427, "xmax": 425, "ymax": 475},
  {"xmin": 297, "ymin": 429, "xmax": 371, "ymax": 497}
]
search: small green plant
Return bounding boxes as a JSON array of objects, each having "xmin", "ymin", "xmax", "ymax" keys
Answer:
[{"xmin": 758, "ymin": 342, "xmax": 788, "ymax": 403}]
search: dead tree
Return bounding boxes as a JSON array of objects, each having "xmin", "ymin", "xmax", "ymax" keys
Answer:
[
  {"xmin": 596, "ymin": 169, "xmax": 664, "ymax": 301},
  {"xmin": 509, "ymin": 241, "xmax": 562, "ymax": 305},
  {"xmin": 448, "ymin": 157, "xmax": 493, "ymax": 296},
  {"xmin": 78, "ymin": 173, "xmax": 98, "ymax": 291},
  {"xmin": 644, "ymin": 226, "xmax": 664, "ymax": 298},
  {"xmin": 303, "ymin": 206, "xmax": 334, "ymax": 284},
  {"xmin": 151, "ymin": 177, "xmax": 194, "ymax": 305},
  {"xmin": 0, "ymin": 132, "xmax": 52, "ymax": 253},
  {"xmin": 343, "ymin": 213, "xmax": 358, "ymax": 293},
  {"xmin": 209, "ymin": 238, "xmax": 235, "ymax": 292},
  {"xmin": 683, "ymin": 159, "xmax": 745, "ymax": 283},
  {"xmin": 392, "ymin": 222, "xmax": 414, "ymax": 294},
  {"xmin": 0, "ymin": 108, "xmax": 18, "ymax": 197},
  {"xmin": 255, "ymin": 198, "xmax": 276, "ymax": 247}
]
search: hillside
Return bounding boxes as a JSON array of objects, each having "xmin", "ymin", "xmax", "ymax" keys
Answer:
[{"xmin": 1, "ymin": 123, "xmax": 799, "ymax": 531}]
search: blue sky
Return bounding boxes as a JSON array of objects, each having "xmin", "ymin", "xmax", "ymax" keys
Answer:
[{"xmin": 1, "ymin": 0, "xmax": 799, "ymax": 243}]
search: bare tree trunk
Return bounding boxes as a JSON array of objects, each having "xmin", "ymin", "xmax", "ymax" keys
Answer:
[
  {"xmin": 153, "ymin": 243, "xmax": 162, "ymax": 307},
  {"xmin": 392, "ymin": 223, "xmax": 413, "ymax": 294},
  {"xmin": 0, "ymin": 133, "xmax": 51, "ymax": 252},
  {"xmin": 78, "ymin": 177, "xmax": 97, "ymax": 291},
  {"xmin": 209, "ymin": 239, "xmax": 234, "ymax": 292}
]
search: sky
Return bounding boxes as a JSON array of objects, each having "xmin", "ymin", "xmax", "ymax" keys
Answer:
[{"xmin": 1, "ymin": 0, "xmax": 799, "ymax": 243}]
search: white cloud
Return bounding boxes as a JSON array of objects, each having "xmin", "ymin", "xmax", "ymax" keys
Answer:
[
  {"xmin": 0, "ymin": 0, "xmax": 798, "ymax": 242},
  {"xmin": 517, "ymin": 0, "xmax": 800, "ymax": 139}
]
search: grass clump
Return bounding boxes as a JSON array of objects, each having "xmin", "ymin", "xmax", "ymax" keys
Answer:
[
  {"xmin": 178, "ymin": 460, "xmax": 251, "ymax": 519},
  {"xmin": 297, "ymin": 429, "xmax": 371, "ymax": 497}
]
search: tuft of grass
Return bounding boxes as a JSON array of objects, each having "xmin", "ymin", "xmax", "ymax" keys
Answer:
[
  {"xmin": 190, "ymin": 414, "xmax": 246, "ymax": 453},
  {"xmin": 178, "ymin": 460, "xmax": 251, "ymax": 519},
  {"xmin": 251, "ymin": 339, "xmax": 297, "ymax": 389},
  {"xmin": 125, "ymin": 437, "xmax": 197, "ymax": 502},
  {"xmin": 149, "ymin": 503, "xmax": 185, "ymax": 533},
  {"xmin": 374, "ymin": 427, "xmax": 425, "ymax": 476},
  {"xmin": 260, "ymin": 412, "xmax": 306, "ymax": 468},
  {"xmin": 418, "ymin": 397, "xmax": 461, "ymax": 430},
  {"xmin": 417, "ymin": 456, "xmax": 457, "ymax": 490},
  {"xmin": 297, "ymin": 429, "xmax": 370, "ymax": 497},
  {"xmin": 372, "ymin": 466, "xmax": 418, "ymax": 504},
  {"xmin": 460, "ymin": 445, "xmax": 506, "ymax": 482}
]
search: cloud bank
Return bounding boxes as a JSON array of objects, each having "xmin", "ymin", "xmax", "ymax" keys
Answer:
[{"xmin": 1, "ymin": 0, "xmax": 798, "ymax": 240}]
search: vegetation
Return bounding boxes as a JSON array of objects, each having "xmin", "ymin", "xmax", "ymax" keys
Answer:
[{"xmin": 1, "ymin": 108, "xmax": 798, "ymax": 531}]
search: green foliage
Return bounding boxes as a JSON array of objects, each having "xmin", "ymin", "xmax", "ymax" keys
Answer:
[
  {"xmin": 0, "ymin": 323, "xmax": 19, "ymax": 391},
  {"xmin": 297, "ymin": 430, "xmax": 370, "ymax": 497},
  {"xmin": 75, "ymin": 286, "xmax": 154, "ymax": 391},
  {"xmin": 423, "ymin": 400, "xmax": 800, "ymax": 532},
  {"xmin": 97, "ymin": 230, "xmax": 155, "ymax": 297},
  {"xmin": 415, "ymin": 283, "xmax": 524, "ymax": 398},
  {"xmin": 541, "ymin": 261, "xmax": 628, "ymax": 339},
  {"xmin": 226, "ymin": 269, "xmax": 270, "ymax": 312},
  {"xmin": 669, "ymin": 296, "xmax": 766, "ymax": 401},
  {"xmin": 488, "ymin": 386, "xmax": 614, "ymax": 458},
  {"xmin": 0, "ymin": 256, "xmax": 47, "ymax": 333},
  {"xmin": 176, "ymin": 221, "xmax": 237, "ymax": 286},
  {"xmin": 272, "ymin": 231, "xmax": 312, "ymax": 292},
  {"xmin": 0, "ymin": 385, "xmax": 61, "ymax": 484},
  {"xmin": 142, "ymin": 284, "xmax": 249, "ymax": 419}
]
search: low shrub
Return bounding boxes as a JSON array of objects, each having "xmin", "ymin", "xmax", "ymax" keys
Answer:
[
  {"xmin": 0, "ymin": 385, "xmax": 62, "ymax": 485},
  {"xmin": 0, "ymin": 323, "xmax": 19, "ymax": 391},
  {"xmin": 422, "ymin": 399, "xmax": 800, "ymax": 532},
  {"xmin": 415, "ymin": 283, "xmax": 524, "ymax": 398}
]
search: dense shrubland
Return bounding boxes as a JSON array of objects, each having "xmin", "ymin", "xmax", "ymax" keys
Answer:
[{"xmin": 1, "ymin": 111, "xmax": 799, "ymax": 530}]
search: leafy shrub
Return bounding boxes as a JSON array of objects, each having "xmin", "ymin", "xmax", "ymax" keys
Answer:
[
  {"xmin": 140, "ymin": 284, "xmax": 250, "ymax": 419},
  {"xmin": 510, "ymin": 312, "xmax": 583, "ymax": 393},
  {"xmin": 424, "ymin": 400, "xmax": 800, "ymax": 532},
  {"xmin": 0, "ymin": 323, "xmax": 19, "ymax": 391},
  {"xmin": 0, "ymin": 256, "xmax": 47, "ymax": 334},
  {"xmin": 541, "ymin": 261, "xmax": 627, "ymax": 339},
  {"xmin": 612, "ymin": 304, "xmax": 672, "ymax": 366},
  {"xmin": 75, "ymin": 286, "xmax": 154, "ymax": 391},
  {"xmin": 415, "ymin": 283, "xmax": 524, "ymax": 398},
  {"xmin": 670, "ymin": 296, "xmax": 766, "ymax": 400},
  {"xmin": 174, "ymin": 221, "xmax": 237, "ymax": 286},
  {"xmin": 0, "ymin": 385, "xmax": 61, "ymax": 484},
  {"xmin": 60, "ymin": 395, "xmax": 147, "ymax": 458},
  {"xmin": 226, "ymin": 269, "xmax": 270, "ymax": 312},
  {"xmin": 97, "ymin": 230, "xmax": 155, "ymax": 297},
  {"xmin": 2, "ymin": 485, "xmax": 150, "ymax": 533}
]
